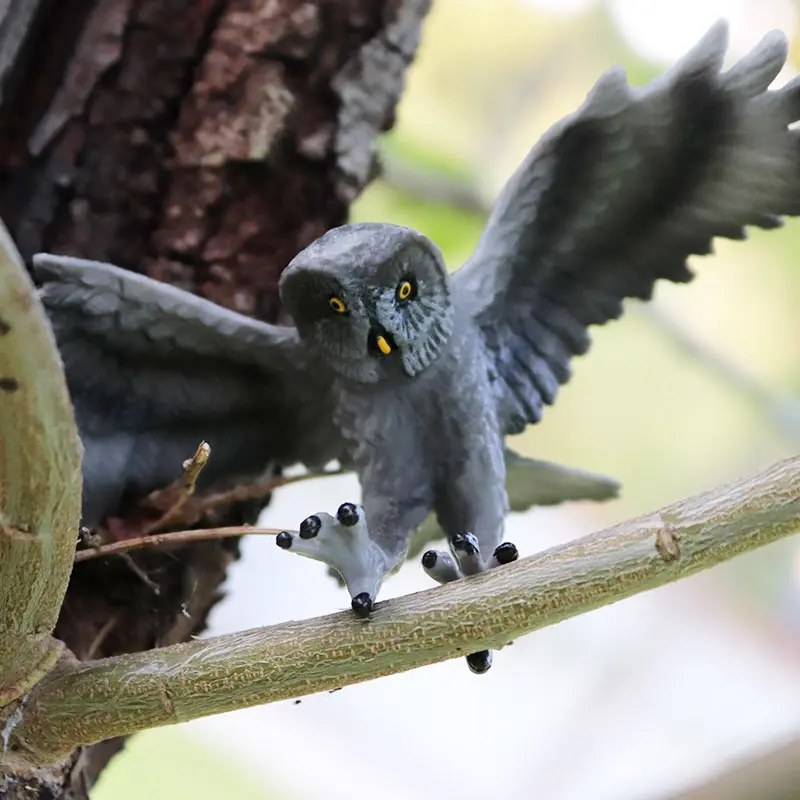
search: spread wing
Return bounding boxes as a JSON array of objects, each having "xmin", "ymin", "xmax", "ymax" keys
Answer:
[
  {"xmin": 34, "ymin": 254, "xmax": 343, "ymax": 525},
  {"xmin": 454, "ymin": 21, "xmax": 800, "ymax": 435}
]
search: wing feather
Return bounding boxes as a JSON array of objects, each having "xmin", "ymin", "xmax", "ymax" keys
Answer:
[
  {"xmin": 34, "ymin": 254, "xmax": 343, "ymax": 524},
  {"xmin": 454, "ymin": 21, "xmax": 800, "ymax": 434}
]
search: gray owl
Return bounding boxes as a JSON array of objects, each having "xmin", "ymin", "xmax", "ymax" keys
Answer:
[{"xmin": 34, "ymin": 22, "xmax": 800, "ymax": 674}]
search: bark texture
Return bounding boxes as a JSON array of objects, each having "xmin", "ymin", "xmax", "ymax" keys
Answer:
[
  {"xmin": 1, "ymin": 455, "xmax": 798, "ymax": 768},
  {"xmin": 0, "ymin": 0, "xmax": 430, "ymax": 794}
]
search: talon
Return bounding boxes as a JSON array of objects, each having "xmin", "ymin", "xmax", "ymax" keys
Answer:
[
  {"xmin": 451, "ymin": 532, "xmax": 479, "ymax": 556},
  {"xmin": 493, "ymin": 542, "xmax": 518, "ymax": 565},
  {"xmin": 351, "ymin": 592, "xmax": 373, "ymax": 618},
  {"xmin": 299, "ymin": 514, "xmax": 321, "ymax": 539},
  {"xmin": 276, "ymin": 531, "xmax": 293, "ymax": 549},
  {"xmin": 450, "ymin": 532, "xmax": 483, "ymax": 576},
  {"xmin": 421, "ymin": 550, "xmax": 437, "ymax": 569},
  {"xmin": 275, "ymin": 508, "xmax": 389, "ymax": 612},
  {"xmin": 337, "ymin": 502, "xmax": 360, "ymax": 527},
  {"xmin": 422, "ymin": 549, "xmax": 461, "ymax": 584},
  {"xmin": 466, "ymin": 650, "xmax": 493, "ymax": 674}
]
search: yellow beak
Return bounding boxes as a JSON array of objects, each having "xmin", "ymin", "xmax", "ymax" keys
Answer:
[{"xmin": 376, "ymin": 335, "xmax": 392, "ymax": 355}]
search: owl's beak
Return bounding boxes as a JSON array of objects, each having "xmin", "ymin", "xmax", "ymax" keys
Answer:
[
  {"xmin": 375, "ymin": 335, "xmax": 392, "ymax": 355},
  {"xmin": 368, "ymin": 325, "xmax": 395, "ymax": 357}
]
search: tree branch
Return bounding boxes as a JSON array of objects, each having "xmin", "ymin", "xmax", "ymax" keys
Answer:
[
  {"xmin": 139, "ymin": 440, "xmax": 211, "ymax": 535},
  {"xmin": 73, "ymin": 526, "xmax": 288, "ymax": 563},
  {"xmin": 0, "ymin": 219, "xmax": 82, "ymax": 706},
  {"xmin": 3, "ymin": 455, "xmax": 798, "ymax": 767}
]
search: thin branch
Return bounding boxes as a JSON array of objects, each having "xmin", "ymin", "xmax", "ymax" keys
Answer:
[
  {"xmin": 4, "ymin": 456, "xmax": 798, "ymax": 768},
  {"xmin": 127, "ymin": 467, "xmax": 344, "ymax": 533},
  {"xmin": 140, "ymin": 441, "xmax": 211, "ymax": 535},
  {"xmin": 74, "ymin": 465, "xmax": 340, "ymax": 563},
  {"xmin": 184, "ymin": 469, "xmax": 341, "ymax": 517},
  {"xmin": 0, "ymin": 218, "xmax": 82, "ymax": 706},
  {"xmin": 74, "ymin": 526, "xmax": 290, "ymax": 563}
]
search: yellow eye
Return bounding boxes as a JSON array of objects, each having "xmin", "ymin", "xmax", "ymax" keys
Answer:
[
  {"xmin": 396, "ymin": 279, "xmax": 415, "ymax": 302},
  {"xmin": 329, "ymin": 296, "xmax": 347, "ymax": 314}
]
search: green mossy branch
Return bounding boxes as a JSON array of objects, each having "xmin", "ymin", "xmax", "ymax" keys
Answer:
[
  {"xmin": 3, "ymin": 455, "xmax": 798, "ymax": 768},
  {"xmin": 0, "ymin": 220, "xmax": 82, "ymax": 707}
]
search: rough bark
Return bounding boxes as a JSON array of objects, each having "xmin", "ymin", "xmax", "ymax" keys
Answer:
[
  {"xmin": 0, "ymin": 0, "xmax": 430, "ymax": 795},
  {"xmin": 0, "ymin": 221, "xmax": 81, "ymax": 710}
]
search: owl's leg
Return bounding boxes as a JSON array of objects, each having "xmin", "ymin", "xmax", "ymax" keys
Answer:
[
  {"xmin": 422, "ymin": 537, "xmax": 519, "ymax": 674},
  {"xmin": 276, "ymin": 503, "xmax": 391, "ymax": 617},
  {"xmin": 424, "ymin": 535, "xmax": 519, "ymax": 579}
]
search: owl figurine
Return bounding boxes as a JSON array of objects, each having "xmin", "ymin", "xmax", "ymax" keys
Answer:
[{"xmin": 34, "ymin": 22, "xmax": 800, "ymax": 673}]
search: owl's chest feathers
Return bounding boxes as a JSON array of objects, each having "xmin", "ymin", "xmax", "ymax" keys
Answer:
[{"xmin": 335, "ymin": 324, "xmax": 503, "ymax": 485}]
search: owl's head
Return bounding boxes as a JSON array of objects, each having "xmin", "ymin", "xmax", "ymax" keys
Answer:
[{"xmin": 279, "ymin": 223, "xmax": 454, "ymax": 384}]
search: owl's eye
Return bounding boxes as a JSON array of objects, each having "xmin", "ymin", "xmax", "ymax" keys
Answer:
[
  {"xmin": 396, "ymin": 277, "xmax": 417, "ymax": 302},
  {"xmin": 329, "ymin": 296, "xmax": 347, "ymax": 314}
]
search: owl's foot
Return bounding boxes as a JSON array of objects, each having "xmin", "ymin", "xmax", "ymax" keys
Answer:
[
  {"xmin": 422, "ymin": 534, "xmax": 519, "ymax": 674},
  {"xmin": 276, "ymin": 503, "xmax": 389, "ymax": 618}
]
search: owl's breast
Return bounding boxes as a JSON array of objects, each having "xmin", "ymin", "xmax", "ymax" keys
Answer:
[
  {"xmin": 330, "ymin": 317, "xmax": 505, "ymax": 515},
  {"xmin": 431, "ymin": 330, "xmax": 504, "ymax": 462}
]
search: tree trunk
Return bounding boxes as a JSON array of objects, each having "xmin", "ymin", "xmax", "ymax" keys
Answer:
[{"xmin": 0, "ymin": 0, "xmax": 429, "ymax": 794}]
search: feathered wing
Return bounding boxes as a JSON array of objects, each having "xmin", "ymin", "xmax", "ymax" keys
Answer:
[
  {"xmin": 454, "ymin": 21, "xmax": 800, "ymax": 435},
  {"xmin": 34, "ymin": 254, "xmax": 344, "ymax": 525}
]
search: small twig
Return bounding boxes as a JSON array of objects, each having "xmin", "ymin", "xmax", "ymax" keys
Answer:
[
  {"xmin": 141, "ymin": 441, "xmax": 211, "ymax": 535},
  {"xmin": 77, "ymin": 463, "xmax": 344, "ymax": 565},
  {"xmin": 191, "ymin": 469, "xmax": 342, "ymax": 516},
  {"xmin": 84, "ymin": 616, "xmax": 117, "ymax": 661},
  {"xmin": 119, "ymin": 554, "xmax": 161, "ymax": 594},
  {"xmin": 134, "ymin": 464, "xmax": 344, "ymax": 534},
  {"xmin": 74, "ymin": 525, "xmax": 293, "ymax": 563},
  {"xmin": 181, "ymin": 441, "xmax": 211, "ymax": 493}
]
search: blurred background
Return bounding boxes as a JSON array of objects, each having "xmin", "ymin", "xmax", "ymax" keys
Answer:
[{"xmin": 93, "ymin": 1, "xmax": 800, "ymax": 798}]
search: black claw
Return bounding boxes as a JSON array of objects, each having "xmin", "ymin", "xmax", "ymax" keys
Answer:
[
  {"xmin": 299, "ymin": 515, "xmax": 321, "ymax": 539},
  {"xmin": 466, "ymin": 650, "xmax": 493, "ymax": 674},
  {"xmin": 421, "ymin": 550, "xmax": 438, "ymax": 569},
  {"xmin": 451, "ymin": 532, "xmax": 478, "ymax": 556},
  {"xmin": 337, "ymin": 502, "xmax": 360, "ymax": 527},
  {"xmin": 351, "ymin": 592, "xmax": 373, "ymax": 618},
  {"xmin": 493, "ymin": 541, "xmax": 519, "ymax": 565},
  {"xmin": 276, "ymin": 531, "xmax": 293, "ymax": 549}
]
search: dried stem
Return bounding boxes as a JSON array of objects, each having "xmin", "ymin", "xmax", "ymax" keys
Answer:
[
  {"xmin": 74, "ymin": 526, "xmax": 290, "ymax": 563},
  {"xmin": 131, "ymin": 468, "xmax": 342, "ymax": 534},
  {"xmin": 140, "ymin": 441, "xmax": 212, "ymax": 535}
]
